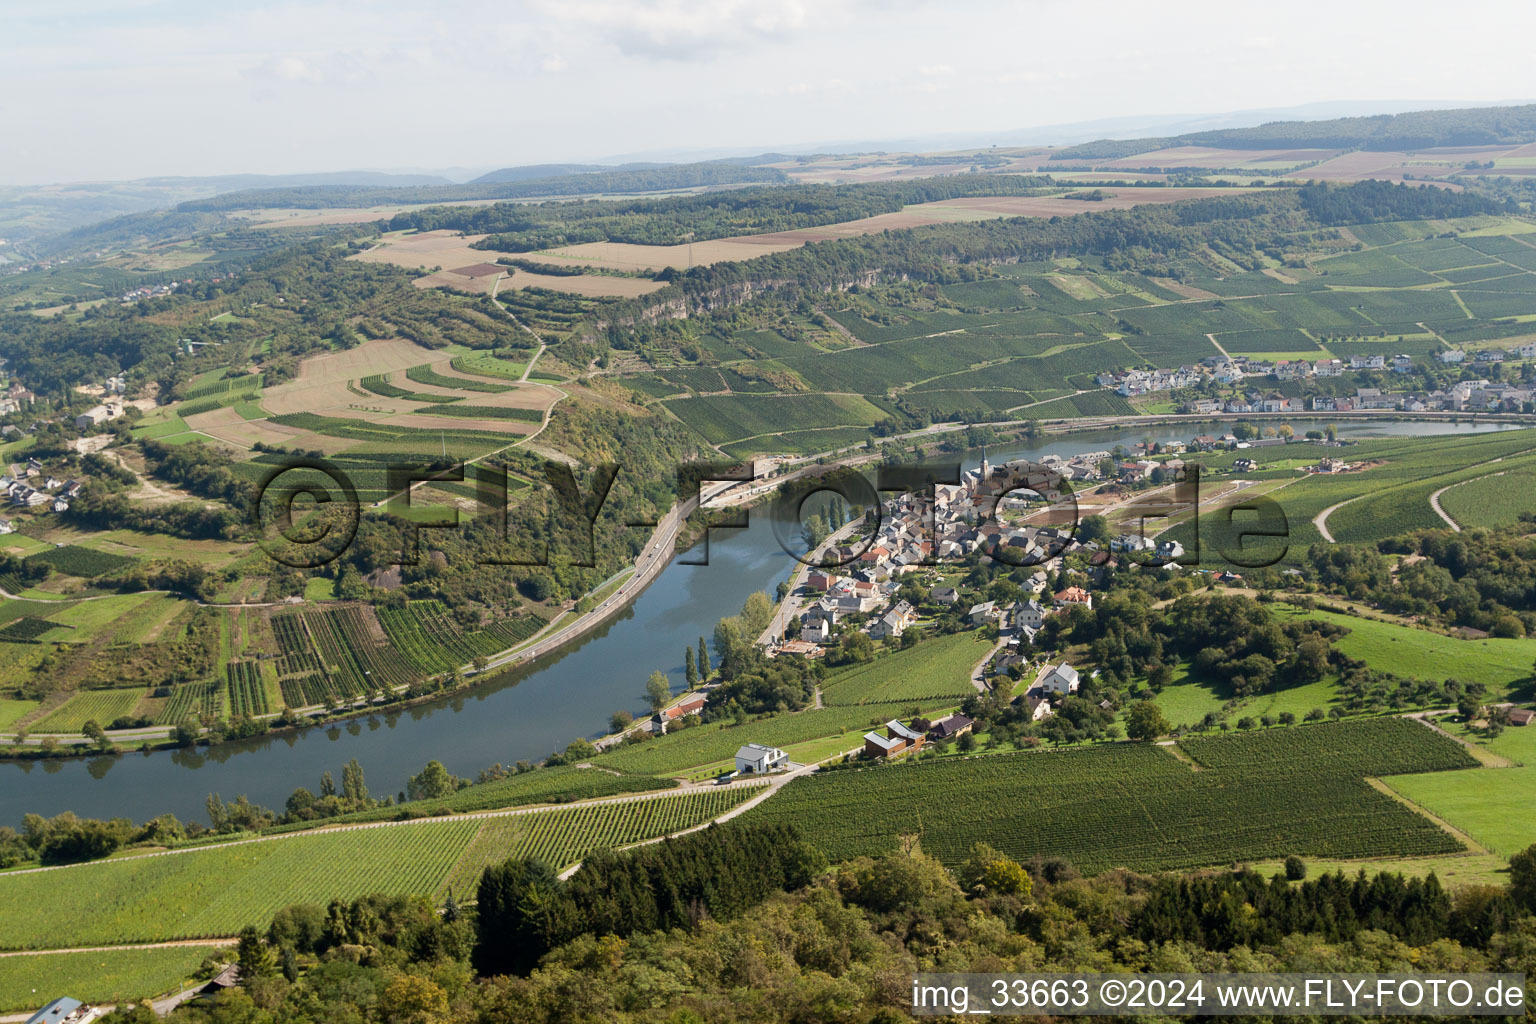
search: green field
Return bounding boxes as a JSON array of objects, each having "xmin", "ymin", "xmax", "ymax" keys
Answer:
[
  {"xmin": 0, "ymin": 946, "xmax": 222, "ymax": 1011},
  {"xmin": 0, "ymin": 787, "xmax": 756, "ymax": 949},
  {"xmin": 1386, "ymin": 722, "xmax": 1536, "ymax": 857},
  {"xmin": 1273, "ymin": 605, "xmax": 1536, "ymax": 695},
  {"xmin": 819, "ymin": 632, "xmax": 987, "ymax": 706},
  {"xmin": 746, "ymin": 718, "xmax": 1476, "ymax": 872},
  {"xmin": 30, "ymin": 689, "xmax": 147, "ymax": 732},
  {"xmin": 0, "ymin": 698, "xmax": 38, "ymax": 730}
]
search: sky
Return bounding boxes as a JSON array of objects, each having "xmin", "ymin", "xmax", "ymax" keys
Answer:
[{"xmin": 2, "ymin": 0, "xmax": 1536, "ymax": 185}]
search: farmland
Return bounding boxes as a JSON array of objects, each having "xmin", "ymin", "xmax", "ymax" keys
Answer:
[
  {"xmin": 0, "ymin": 946, "xmax": 222, "ymax": 1012},
  {"xmin": 0, "ymin": 787, "xmax": 755, "ymax": 949},
  {"xmin": 1270, "ymin": 605, "xmax": 1536, "ymax": 697},
  {"xmin": 819, "ymin": 631, "xmax": 986, "ymax": 706},
  {"xmin": 745, "ymin": 718, "xmax": 1477, "ymax": 871},
  {"xmin": 30, "ymin": 689, "xmax": 146, "ymax": 733}
]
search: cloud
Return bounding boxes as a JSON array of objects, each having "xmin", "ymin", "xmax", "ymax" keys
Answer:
[
  {"xmin": 532, "ymin": 0, "xmax": 825, "ymax": 60},
  {"xmin": 540, "ymin": 54, "xmax": 569, "ymax": 73},
  {"xmin": 918, "ymin": 63, "xmax": 954, "ymax": 77}
]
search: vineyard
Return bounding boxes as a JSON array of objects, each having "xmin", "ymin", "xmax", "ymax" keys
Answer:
[
  {"xmin": 0, "ymin": 616, "xmax": 61, "ymax": 643},
  {"xmin": 24, "ymin": 545, "xmax": 136, "ymax": 578},
  {"xmin": 405, "ymin": 363, "xmax": 512, "ymax": 393},
  {"xmin": 745, "ymin": 719, "xmax": 1479, "ymax": 872},
  {"xmin": 225, "ymin": 661, "xmax": 270, "ymax": 716},
  {"xmin": 377, "ymin": 600, "xmax": 547, "ymax": 674},
  {"xmin": 410, "ymin": 403, "xmax": 543, "ymax": 422},
  {"xmin": 31, "ymin": 689, "xmax": 146, "ymax": 732},
  {"xmin": 819, "ymin": 632, "xmax": 985, "ymax": 706},
  {"xmin": 433, "ymin": 786, "xmax": 761, "ymax": 897},
  {"xmin": 359, "ymin": 373, "xmax": 462, "ymax": 403},
  {"xmin": 156, "ymin": 680, "xmax": 221, "ymax": 724},
  {"xmin": 0, "ymin": 787, "xmax": 756, "ymax": 949}
]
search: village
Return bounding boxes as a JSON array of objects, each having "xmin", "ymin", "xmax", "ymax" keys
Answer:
[{"xmin": 1098, "ymin": 346, "xmax": 1536, "ymax": 413}]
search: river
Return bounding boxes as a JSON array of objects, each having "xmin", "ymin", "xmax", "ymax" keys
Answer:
[{"xmin": 0, "ymin": 417, "xmax": 1525, "ymax": 826}]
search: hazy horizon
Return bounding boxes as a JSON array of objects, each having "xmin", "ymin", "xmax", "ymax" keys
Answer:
[{"xmin": 4, "ymin": 0, "xmax": 1536, "ymax": 186}]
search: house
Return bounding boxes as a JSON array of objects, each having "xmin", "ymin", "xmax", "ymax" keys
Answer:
[
  {"xmin": 1039, "ymin": 662, "xmax": 1080, "ymax": 696},
  {"xmin": 1314, "ymin": 358, "xmax": 1344, "ymax": 377},
  {"xmin": 1016, "ymin": 599, "xmax": 1046, "ymax": 631},
  {"xmin": 1392, "ymin": 354, "xmax": 1414, "ymax": 374},
  {"xmin": 1233, "ymin": 457, "xmax": 1256, "ymax": 472},
  {"xmin": 735, "ymin": 743, "xmax": 789, "ymax": 774},
  {"xmin": 1016, "ymin": 693, "xmax": 1054, "ymax": 720},
  {"xmin": 0, "ymin": 518, "xmax": 11, "ymax": 534},
  {"xmin": 930, "ymin": 585, "xmax": 959, "ymax": 605},
  {"xmin": 51, "ymin": 498, "xmax": 69, "ymax": 513},
  {"xmin": 801, "ymin": 616, "xmax": 833, "ymax": 643},
  {"xmin": 1052, "ymin": 586, "xmax": 1092, "ymax": 610},
  {"xmin": 1437, "ymin": 349, "xmax": 1466, "ymax": 364},
  {"xmin": 862, "ymin": 719, "xmax": 926, "ymax": 760},
  {"xmin": 1111, "ymin": 534, "xmax": 1155, "ymax": 554},
  {"xmin": 774, "ymin": 639, "xmax": 824, "ymax": 659},
  {"xmin": 1509, "ymin": 708, "xmax": 1534, "ymax": 727},
  {"xmin": 25, "ymin": 998, "xmax": 101, "ymax": 1024},
  {"xmin": 663, "ymin": 695, "xmax": 706, "ymax": 721},
  {"xmin": 869, "ymin": 600, "xmax": 916, "ymax": 640},
  {"xmin": 927, "ymin": 714, "xmax": 974, "ymax": 741},
  {"xmin": 806, "ymin": 569, "xmax": 835, "ymax": 592},
  {"xmin": 968, "ymin": 601, "xmax": 998, "ymax": 625},
  {"xmin": 1156, "ymin": 539, "xmax": 1185, "ymax": 562}
]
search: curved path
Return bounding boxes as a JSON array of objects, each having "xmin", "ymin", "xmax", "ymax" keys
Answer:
[
  {"xmin": 1427, "ymin": 483, "xmax": 1465, "ymax": 532},
  {"xmin": 1312, "ymin": 494, "xmax": 1366, "ymax": 544}
]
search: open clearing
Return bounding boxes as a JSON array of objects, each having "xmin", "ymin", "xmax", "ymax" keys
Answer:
[{"xmin": 352, "ymin": 230, "xmax": 667, "ymax": 298}]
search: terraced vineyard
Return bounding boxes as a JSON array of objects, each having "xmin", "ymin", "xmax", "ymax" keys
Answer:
[
  {"xmin": 0, "ymin": 787, "xmax": 756, "ymax": 949},
  {"xmin": 31, "ymin": 689, "xmax": 146, "ymax": 732},
  {"xmin": 819, "ymin": 632, "xmax": 985, "ymax": 706},
  {"xmin": 746, "ymin": 718, "xmax": 1478, "ymax": 871},
  {"xmin": 0, "ymin": 616, "xmax": 60, "ymax": 642}
]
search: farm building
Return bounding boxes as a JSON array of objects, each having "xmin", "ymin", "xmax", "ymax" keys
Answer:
[
  {"xmin": 862, "ymin": 719, "xmax": 926, "ymax": 760},
  {"xmin": 662, "ymin": 695, "xmax": 706, "ymax": 721},
  {"xmin": 1509, "ymin": 708, "xmax": 1534, "ymax": 727},
  {"xmin": 735, "ymin": 743, "xmax": 788, "ymax": 774},
  {"xmin": 927, "ymin": 714, "xmax": 974, "ymax": 741}
]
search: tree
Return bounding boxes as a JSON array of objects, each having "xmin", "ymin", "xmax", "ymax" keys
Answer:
[
  {"xmin": 1126, "ymin": 701, "xmax": 1171, "ymax": 741},
  {"xmin": 698, "ymin": 637, "xmax": 711, "ymax": 679},
  {"xmin": 382, "ymin": 973, "xmax": 449, "ymax": 1024},
  {"xmin": 684, "ymin": 646, "xmax": 698, "ymax": 687},
  {"xmin": 1076, "ymin": 514, "xmax": 1110, "ymax": 546},
  {"xmin": 609, "ymin": 710, "xmax": 633, "ymax": 733},
  {"xmin": 341, "ymin": 759, "xmax": 367, "ymax": 805},
  {"xmin": 1511, "ymin": 843, "xmax": 1536, "ymax": 913},
  {"xmin": 959, "ymin": 842, "xmax": 1032, "ymax": 897},
  {"xmin": 236, "ymin": 924, "xmax": 276, "ymax": 979},
  {"xmin": 1284, "ymin": 855, "xmax": 1307, "ymax": 880},
  {"xmin": 82, "ymin": 720, "xmax": 108, "ymax": 749},
  {"xmin": 406, "ymin": 760, "xmax": 459, "ymax": 802},
  {"xmin": 645, "ymin": 671, "xmax": 672, "ymax": 712}
]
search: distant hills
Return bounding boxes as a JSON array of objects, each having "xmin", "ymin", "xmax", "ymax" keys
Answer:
[{"xmin": 1050, "ymin": 103, "xmax": 1536, "ymax": 160}]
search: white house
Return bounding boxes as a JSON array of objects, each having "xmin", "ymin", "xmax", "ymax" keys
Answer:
[
  {"xmin": 1039, "ymin": 662, "xmax": 1080, "ymax": 696},
  {"xmin": 1016, "ymin": 599, "xmax": 1046, "ymax": 631},
  {"xmin": 735, "ymin": 743, "xmax": 789, "ymax": 774}
]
